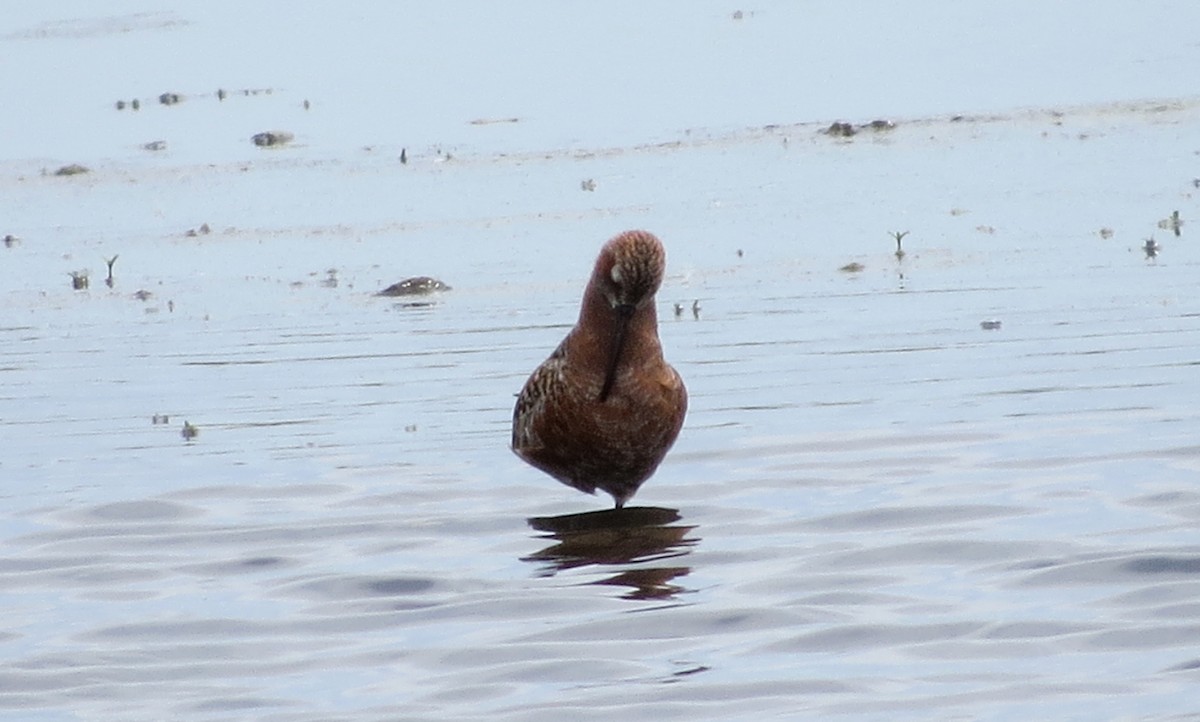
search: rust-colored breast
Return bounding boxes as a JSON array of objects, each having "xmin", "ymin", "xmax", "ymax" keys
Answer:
[{"xmin": 512, "ymin": 230, "xmax": 686, "ymax": 507}]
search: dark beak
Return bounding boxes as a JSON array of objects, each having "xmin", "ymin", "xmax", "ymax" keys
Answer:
[{"xmin": 598, "ymin": 303, "xmax": 635, "ymax": 402}]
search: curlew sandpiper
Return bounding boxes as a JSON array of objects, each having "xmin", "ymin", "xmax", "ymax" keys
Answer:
[{"xmin": 512, "ymin": 230, "xmax": 687, "ymax": 508}]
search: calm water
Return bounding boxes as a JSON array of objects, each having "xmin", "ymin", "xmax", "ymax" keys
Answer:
[{"xmin": 4, "ymin": 4, "xmax": 1200, "ymax": 721}]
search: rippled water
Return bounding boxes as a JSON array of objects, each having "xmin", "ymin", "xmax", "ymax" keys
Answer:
[{"xmin": 4, "ymin": 4, "xmax": 1200, "ymax": 721}]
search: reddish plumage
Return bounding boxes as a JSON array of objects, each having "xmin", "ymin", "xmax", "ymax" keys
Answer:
[{"xmin": 512, "ymin": 230, "xmax": 688, "ymax": 508}]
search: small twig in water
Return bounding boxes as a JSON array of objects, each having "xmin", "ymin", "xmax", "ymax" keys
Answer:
[
  {"xmin": 104, "ymin": 255, "xmax": 119, "ymax": 288},
  {"xmin": 889, "ymin": 231, "xmax": 909, "ymax": 260}
]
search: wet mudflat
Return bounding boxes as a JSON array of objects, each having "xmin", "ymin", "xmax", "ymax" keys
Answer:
[{"xmin": 4, "ymin": 3, "xmax": 1200, "ymax": 721}]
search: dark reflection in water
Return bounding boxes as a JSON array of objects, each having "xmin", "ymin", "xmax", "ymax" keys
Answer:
[{"xmin": 523, "ymin": 507, "xmax": 698, "ymax": 600}]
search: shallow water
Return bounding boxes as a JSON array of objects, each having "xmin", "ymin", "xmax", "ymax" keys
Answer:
[{"xmin": 4, "ymin": 3, "xmax": 1200, "ymax": 721}]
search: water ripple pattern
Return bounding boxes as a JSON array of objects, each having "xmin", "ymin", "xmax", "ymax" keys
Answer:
[{"xmin": 3, "ymin": 3, "xmax": 1200, "ymax": 721}]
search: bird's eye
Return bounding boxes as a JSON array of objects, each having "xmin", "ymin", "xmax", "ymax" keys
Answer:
[{"xmin": 610, "ymin": 264, "xmax": 623, "ymax": 284}]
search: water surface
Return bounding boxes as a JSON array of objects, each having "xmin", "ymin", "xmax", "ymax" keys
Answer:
[{"xmin": 3, "ymin": 3, "xmax": 1200, "ymax": 720}]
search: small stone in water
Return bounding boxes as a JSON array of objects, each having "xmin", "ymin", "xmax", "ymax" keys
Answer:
[
  {"xmin": 376, "ymin": 277, "xmax": 451, "ymax": 297},
  {"xmin": 252, "ymin": 131, "xmax": 294, "ymax": 147}
]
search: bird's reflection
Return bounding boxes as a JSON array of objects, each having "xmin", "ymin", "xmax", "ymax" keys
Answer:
[{"xmin": 523, "ymin": 506, "xmax": 698, "ymax": 600}]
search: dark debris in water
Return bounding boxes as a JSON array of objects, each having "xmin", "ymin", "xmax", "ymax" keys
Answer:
[
  {"xmin": 670, "ymin": 664, "xmax": 712, "ymax": 678},
  {"xmin": 104, "ymin": 255, "xmax": 118, "ymax": 288},
  {"xmin": 1143, "ymin": 237, "xmax": 1160, "ymax": 259},
  {"xmin": 1156, "ymin": 210, "xmax": 1183, "ymax": 237},
  {"xmin": 890, "ymin": 230, "xmax": 909, "ymax": 260},
  {"xmin": 117, "ymin": 87, "xmax": 279, "ymax": 110},
  {"xmin": 252, "ymin": 130, "xmax": 294, "ymax": 147},
  {"xmin": 822, "ymin": 119, "xmax": 898, "ymax": 138},
  {"xmin": 673, "ymin": 299, "xmax": 701, "ymax": 320},
  {"xmin": 375, "ymin": 276, "xmax": 451, "ymax": 297}
]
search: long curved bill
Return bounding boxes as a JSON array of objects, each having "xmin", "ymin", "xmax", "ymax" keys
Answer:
[{"xmin": 598, "ymin": 304, "xmax": 634, "ymax": 402}]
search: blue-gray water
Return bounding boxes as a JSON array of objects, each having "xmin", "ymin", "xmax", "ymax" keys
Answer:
[{"xmin": 3, "ymin": 4, "xmax": 1200, "ymax": 720}]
